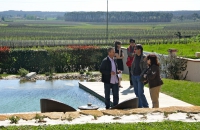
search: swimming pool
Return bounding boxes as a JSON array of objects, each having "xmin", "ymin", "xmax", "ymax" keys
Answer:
[{"xmin": 0, "ymin": 79, "xmax": 105, "ymax": 114}]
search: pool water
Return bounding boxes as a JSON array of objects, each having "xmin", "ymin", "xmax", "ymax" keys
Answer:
[{"xmin": 0, "ymin": 79, "xmax": 105, "ymax": 114}]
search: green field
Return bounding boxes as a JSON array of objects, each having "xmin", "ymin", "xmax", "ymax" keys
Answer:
[{"xmin": 0, "ymin": 20, "xmax": 200, "ymax": 47}]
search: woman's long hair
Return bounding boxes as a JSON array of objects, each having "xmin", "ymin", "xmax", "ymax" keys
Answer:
[
  {"xmin": 147, "ymin": 54, "xmax": 160, "ymax": 66},
  {"xmin": 114, "ymin": 40, "xmax": 122, "ymax": 51}
]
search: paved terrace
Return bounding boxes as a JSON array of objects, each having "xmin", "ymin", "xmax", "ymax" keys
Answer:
[{"xmin": 79, "ymin": 81, "xmax": 193, "ymax": 108}]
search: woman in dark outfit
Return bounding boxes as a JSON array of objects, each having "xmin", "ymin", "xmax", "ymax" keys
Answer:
[
  {"xmin": 114, "ymin": 41, "xmax": 124, "ymax": 88},
  {"xmin": 144, "ymin": 54, "xmax": 163, "ymax": 108}
]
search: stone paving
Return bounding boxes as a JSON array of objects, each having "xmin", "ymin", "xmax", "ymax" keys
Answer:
[{"xmin": 79, "ymin": 81, "xmax": 193, "ymax": 108}]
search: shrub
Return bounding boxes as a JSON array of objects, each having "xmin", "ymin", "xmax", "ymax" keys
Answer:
[
  {"xmin": 45, "ymin": 72, "xmax": 50, "ymax": 76},
  {"xmin": 18, "ymin": 68, "xmax": 29, "ymax": 77},
  {"xmin": 159, "ymin": 55, "xmax": 187, "ymax": 80},
  {"xmin": 9, "ymin": 116, "xmax": 20, "ymax": 124},
  {"xmin": 86, "ymin": 72, "xmax": 92, "ymax": 76},
  {"xmin": 80, "ymin": 70, "xmax": 84, "ymax": 74}
]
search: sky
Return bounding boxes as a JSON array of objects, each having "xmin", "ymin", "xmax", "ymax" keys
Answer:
[{"xmin": 0, "ymin": 0, "xmax": 200, "ymax": 12}]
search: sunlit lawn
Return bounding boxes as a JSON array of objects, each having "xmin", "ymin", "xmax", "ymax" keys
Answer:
[{"xmin": 123, "ymin": 42, "xmax": 200, "ymax": 59}]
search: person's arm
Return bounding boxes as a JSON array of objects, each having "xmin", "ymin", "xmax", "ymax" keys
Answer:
[
  {"xmin": 115, "ymin": 50, "xmax": 124, "ymax": 59},
  {"xmin": 121, "ymin": 50, "xmax": 124, "ymax": 59},
  {"xmin": 100, "ymin": 59, "xmax": 111, "ymax": 75},
  {"xmin": 147, "ymin": 65, "xmax": 158, "ymax": 80},
  {"xmin": 141, "ymin": 56, "xmax": 148, "ymax": 74}
]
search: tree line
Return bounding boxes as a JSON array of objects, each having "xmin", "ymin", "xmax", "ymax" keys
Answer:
[
  {"xmin": 1, "ymin": 10, "xmax": 200, "ymax": 22},
  {"xmin": 64, "ymin": 12, "xmax": 173, "ymax": 22}
]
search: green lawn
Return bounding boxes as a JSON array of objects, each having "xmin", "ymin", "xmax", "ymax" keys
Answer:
[
  {"xmin": 2, "ymin": 121, "xmax": 200, "ymax": 130},
  {"xmin": 123, "ymin": 42, "xmax": 200, "ymax": 59},
  {"xmin": 161, "ymin": 78, "xmax": 200, "ymax": 106}
]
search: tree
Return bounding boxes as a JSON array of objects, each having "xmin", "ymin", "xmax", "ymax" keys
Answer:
[
  {"xmin": 192, "ymin": 13, "xmax": 199, "ymax": 22},
  {"xmin": 1, "ymin": 16, "xmax": 5, "ymax": 21},
  {"xmin": 178, "ymin": 15, "xmax": 184, "ymax": 22}
]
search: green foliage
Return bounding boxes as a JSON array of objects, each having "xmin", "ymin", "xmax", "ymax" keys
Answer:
[
  {"xmin": 45, "ymin": 72, "xmax": 50, "ymax": 76},
  {"xmin": 79, "ymin": 70, "xmax": 84, "ymax": 75},
  {"xmin": 86, "ymin": 71, "xmax": 92, "ymax": 76},
  {"xmin": 35, "ymin": 114, "xmax": 45, "ymax": 122},
  {"xmin": 159, "ymin": 55, "xmax": 187, "ymax": 80},
  {"xmin": 0, "ymin": 46, "xmax": 108, "ymax": 74},
  {"xmin": 64, "ymin": 12, "xmax": 173, "ymax": 22},
  {"xmin": 9, "ymin": 116, "xmax": 20, "ymax": 124},
  {"xmin": 18, "ymin": 68, "xmax": 29, "ymax": 77},
  {"xmin": 3, "ymin": 121, "xmax": 200, "ymax": 129}
]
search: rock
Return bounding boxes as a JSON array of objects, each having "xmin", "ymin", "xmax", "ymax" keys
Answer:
[
  {"xmin": 25, "ymin": 72, "xmax": 36, "ymax": 79},
  {"xmin": 13, "ymin": 113, "xmax": 37, "ymax": 120},
  {"xmin": 0, "ymin": 115, "xmax": 8, "ymax": 121},
  {"xmin": 41, "ymin": 112, "xmax": 64, "ymax": 120},
  {"xmin": 80, "ymin": 110, "xmax": 104, "ymax": 117},
  {"xmin": 61, "ymin": 112, "xmax": 80, "ymax": 120},
  {"xmin": 101, "ymin": 109, "xmax": 130, "ymax": 116}
]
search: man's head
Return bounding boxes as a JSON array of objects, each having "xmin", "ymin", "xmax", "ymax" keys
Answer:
[
  {"xmin": 134, "ymin": 44, "xmax": 143, "ymax": 55},
  {"xmin": 107, "ymin": 47, "xmax": 115, "ymax": 58},
  {"xmin": 129, "ymin": 39, "xmax": 135, "ymax": 47}
]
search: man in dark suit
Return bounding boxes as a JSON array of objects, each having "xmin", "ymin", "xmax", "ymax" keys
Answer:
[{"xmin": 100, "ymin": 47, "xmax": 121, "ymax": 109}]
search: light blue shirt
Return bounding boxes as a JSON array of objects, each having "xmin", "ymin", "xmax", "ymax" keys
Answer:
[{"xmin": 108, "ymin": 56, "xmax": 118, "ymax": 84}]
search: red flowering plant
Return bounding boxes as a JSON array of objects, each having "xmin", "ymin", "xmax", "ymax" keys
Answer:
[
  {"xmin": 0, "ymin": 46, "xmax": 10, "ymax": 52},
  {"xmin": 0, "ymin": 46, "xmax": 10, "ymax": 72},
  {"xmin": 66, "ymin": 45, "xmax": 99, "ymax": 50},
  {"xmin": 0, "ymin": 46, "xmax": 10, "ymax": 62}
]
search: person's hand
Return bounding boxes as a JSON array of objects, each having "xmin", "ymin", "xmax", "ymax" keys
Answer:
[
  {"xmin": 111, "ymin": 71, "xmax": 116, "ymax": 75},
  {"xmin": 143, "ymin": 74, "xmax": 147, "ymax": 78},
  {"xmin": 118, "ymin": 70, "xmax": 122, "ymax": 74}
]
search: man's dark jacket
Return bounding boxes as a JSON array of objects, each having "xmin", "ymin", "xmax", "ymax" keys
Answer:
[{"xmin": 100, "ymin": 57, "xmax": 119, "ymax": 84}]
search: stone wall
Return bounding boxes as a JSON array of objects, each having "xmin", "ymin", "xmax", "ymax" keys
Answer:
[{"xmin": 122, "ymin": 48, "xmax": 200, "ymax": 82}]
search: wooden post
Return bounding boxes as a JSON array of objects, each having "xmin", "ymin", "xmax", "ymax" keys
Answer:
[{"xmin": 168, "ymin": 48, "xmax": 178, "ymax": 56}]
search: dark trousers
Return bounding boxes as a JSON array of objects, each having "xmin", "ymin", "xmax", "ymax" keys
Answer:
[
  {"xmin": 104, "ymin": 83, "xmax": 119, "ymax": 109},
  {"xmin": 128, "ymin": 67, "xmax": 133, "ymax": 85}
]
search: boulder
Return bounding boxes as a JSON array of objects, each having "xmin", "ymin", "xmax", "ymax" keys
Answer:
[{"xmin": 25, "ymin": 72, "xmax": 36, "ymax": 79}]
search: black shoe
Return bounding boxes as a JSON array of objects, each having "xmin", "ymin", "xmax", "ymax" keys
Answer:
[
  {"xmin": 129, "ymin": 85, "xmax": 134, "ymax": 88},
  {"xmin": 119, "ymin": 85, "xmax": 123, "ymax": 88}
]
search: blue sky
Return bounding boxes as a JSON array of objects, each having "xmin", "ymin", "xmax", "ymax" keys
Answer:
[{"xmin": 0, "ymin": 0, "xmax": 199, "ymax": 12}]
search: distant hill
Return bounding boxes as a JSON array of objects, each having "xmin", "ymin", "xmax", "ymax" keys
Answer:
[{"xmin": 0, "ymin": 10, "xmax": 65, "ymax": 17}]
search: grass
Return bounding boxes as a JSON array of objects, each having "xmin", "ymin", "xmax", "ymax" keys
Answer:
[
  {"xmin": 1, "ymin": 121, "xmax": 200, "ymax": 130},
  {"xmin": 122, "ymin": 73, "xmax": 130, "ymax": 81},
  {"xmin": 123, "ymin": 42, "xmax": 200, "ymax": 59},
  {"xmin": 0, "ymin": 73, "xmax": 10, "ymax": 77},
  {"xmin": 160, "ymin": 78, "xmax": 200, "ymax": 106},
  {"xmin": 143, "ymin": 43, "xmax": 200, "ymax": 59}
]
